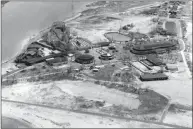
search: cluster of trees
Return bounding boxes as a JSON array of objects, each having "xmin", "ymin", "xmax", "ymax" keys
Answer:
[
  {"xmin": 149, "ymin": 27, "xmax": 177, "ymax": 37},
  {"xmin": 121, "ymin": 23, "xmax": 134, "ymax": 30},
  {"xmin": 158, "ymin": 11, "xmax": 168, "ymax": 17},
  {"xmin": 139, "ymin": 8, "xmax": 159, "ymax": 16},
  {"xmin": 180, "ymin": 20, "xmax": 187, "ymax": 38},
  {"xmin": 121, "ymin": 70, "xmax": 136, "ymax": 83},
  {"xmin": 169, "ymin": 1, "xmax": 186, "ymax": 5},
  {"xmin": 151, "ymin": 17, "xmax": 159, "ymax": 23}
]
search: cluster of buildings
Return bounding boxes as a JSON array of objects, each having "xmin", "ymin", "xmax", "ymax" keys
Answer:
[
  {"xmin": 129, "ymin": 38, "xmax": 179, "ymax": 81},
  {"xmin": 168, "ymin": 1, "xmax": 183, "ymax": 18}
]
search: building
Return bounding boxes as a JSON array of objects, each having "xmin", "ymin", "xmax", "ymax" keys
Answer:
[
  {"xmin": 165, "ymin": 64, "xmax": 178, "ymax": 71},
  {"xmin": 94, "ymin": 42, "xmax": 111, "ymax": 47},
  {"xmin": 75, "ymin": 54, "xmax": 94, "ymax": 64},
  {"xmin": 46, "ymin": 57, "xmax": 68, "ymax": 66},
  {"xmin": 99, "ymin": 53, "xmax": 114, "ymax": 60},
  {"xmin": 140, "ymin": 73, "xmax": 169, "ymax": 81},
  {"xmin": 146, "ymin": 55, "xmax": 165, "ymax": 66},
  {"xmin": 130, "ymin": 41, "xmax": 177, "ymax": 55},
  {"xmin": 140, "ymin": 59, "xmax": 154, "ymax": 66}
]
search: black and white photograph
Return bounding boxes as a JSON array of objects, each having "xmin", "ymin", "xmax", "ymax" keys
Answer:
[{"xmin": 1, "ymin": 0, "xmax": 192, "ymax": 128}]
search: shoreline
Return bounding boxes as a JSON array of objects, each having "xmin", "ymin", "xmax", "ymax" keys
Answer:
[
  {"xmin": 1, "ymin": 2, "xmax": 87, "ymax": 66},
  {"xmin": 1, "ymin": 1, "xmax": 156, "ymax": 65}
]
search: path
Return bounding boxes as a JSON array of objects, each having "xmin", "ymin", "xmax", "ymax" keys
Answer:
[
  {"xmin": 2, "ymin": 99, "xmax": 187, "ymax": 128},
  {"xmin": 159, "ymin": 99, "xmax": 172, "ymax": 122},
  {"xmin": 175, "ymin": 19, "xmax": 191, "ymax": 78}
]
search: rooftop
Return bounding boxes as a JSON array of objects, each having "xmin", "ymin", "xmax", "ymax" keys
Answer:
[
  {"xmin": 133, "ymin": 41, "xmax": 176, "ymax": 51},
  {"xmin": 140, "ymin": 73, "xmax": 168, "ymax": 79},
  {"xmin": 76, "ymin": 54, "xmax": 94, "ymax": 60},
  {"xmin": 146, "ymin": 55, "xmax": 165, "ymax": 66},
  {"xmin": 46, "ymin": 57, "xmax": 68, "ymax": 64}
]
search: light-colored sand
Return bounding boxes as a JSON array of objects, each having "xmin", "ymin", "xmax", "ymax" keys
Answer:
[
  {"xmin": 141, "ymin": 65, "xmax": 192, "ymax": 106},
  {"xmin": 2, "ymin": 102, "xmax": 171, "ymax": 128},
  {"xmin": 163, "ymin": 111, "xmax": 192, "ymax": 128},
  {"xmin": 2, "ymin": 80, "xmax": 140, "ymax": 110}
]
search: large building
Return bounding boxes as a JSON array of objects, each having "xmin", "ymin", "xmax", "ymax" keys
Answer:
[
  {"xmin": 130, "ymin": 41, "xmax": 177, "ymax": 55},
  {"xmin": 46, "ymin": 57, "xmax": 68, "ymax": 66},
  {"xmin": 75, "ymin": 54, "xmax": 94, "ymax": 64},
  {"xmin": 146, "ymin": 55, "xmax": 165, "ymax": 66}
]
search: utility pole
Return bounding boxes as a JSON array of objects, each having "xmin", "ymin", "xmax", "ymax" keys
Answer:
[{"xmin": 72, "ymin": 0, "xmax": 74, "ymax": 17}]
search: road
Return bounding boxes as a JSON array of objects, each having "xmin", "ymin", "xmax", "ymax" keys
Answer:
[
  {"xmin": 175, "ymin": 19, "xmax": 191, "ymax": 78},
  {"xmin": 2, "ymin": 66, "xmax": 28, "ymax": 80},
  {"xmin": 2, "ymin": 99, "xmax": 188, "ymax": 128},
  {"xmin": 159, "ymin": 99, "xmax": 172, "ymax": 122}
]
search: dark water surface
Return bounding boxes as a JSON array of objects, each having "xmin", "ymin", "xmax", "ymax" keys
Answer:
[
  {"xmin": 2, "ymin": 116, "xmax": 33, "ymax": 128},
  {"xmin": 165, "ymin": 21, "xmax": 177, "ymax": 34},
  {"xmin": 2, "ymin": 1, "xmax": 88, "ymax": 62}
]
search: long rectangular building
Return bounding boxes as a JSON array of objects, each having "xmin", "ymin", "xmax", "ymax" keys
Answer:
[
  {"xmin": 146, "ymin": 55, "xmax": 165, "ymax": 66},
  {"xmin": 140, "ymin": 73, "xmax": 169, "ymax": 81},
  {"xmin": 130, "ymin": 41, "xmax": 177, "ymax": 55}
]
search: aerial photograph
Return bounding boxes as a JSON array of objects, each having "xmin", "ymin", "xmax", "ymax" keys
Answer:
[{"xmin": 1, "ymin": 0, "xmax": 192, "ymax": 128}]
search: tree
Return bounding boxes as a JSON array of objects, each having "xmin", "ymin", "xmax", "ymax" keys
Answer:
[
  {"xmin": 85, "ymin": 49, "xmax": 89, "ymax": 53},
  {"xmin": 67, "ymin": 67, "xmax": 72, "ymax": 75}
]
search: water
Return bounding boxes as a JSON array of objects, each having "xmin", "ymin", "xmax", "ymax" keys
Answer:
[
  {"xmin": 165, "ymin": 21, "xmax": 176, "ymax": 34},
  {"xmin": 2, "ymin": 1, "xmax": 88, "ymax": 62},
  {"xmin": 104, "ymin": 32, "xmax": 131, "ymax": 42},
  {"xmin": 2, "ymin": 117, "xmax": 33, "ymax": 128}
]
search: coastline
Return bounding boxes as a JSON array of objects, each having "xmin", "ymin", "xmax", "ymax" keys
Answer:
[
  {"xmin": 1, "ymin": 2, "xmax": 89, "ymax": 75},
  {"xmin": 1, "ymin": 2, "xmax": 88, "ymax": 66}
]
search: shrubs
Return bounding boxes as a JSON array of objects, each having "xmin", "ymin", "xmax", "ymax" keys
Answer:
[
  {"xmin": 139, "ymin": 8, "xmax": 159, "ymax": 15},
  {"xmin": 149, "ymin": 27, "xmax": 177, "ymax": 37},
  {"xmin": 31, "ymin": 67, "xmax": 37, "ymax": 71},
  {"xmin": 2, "ymin": 80, "xmax": 18, "ymax": 86},
  {"xmin": 121, "ymin": 71, "xmax": 136, "ymax": 83},
  {"xmin": 84, "ymin": 49, "xmax": 89, "ymax": 53},
  {"xmin": 94, "ymin": 80, "xmax": 100, "ymax": 84},
  {"xmin": 42, "ymin": 66, "xmax": 46, "ymax": 69},
  {"xmin": 151, "ymin": 17, "xmax": 159, "ymax": 23},
  {"xmin": 20, "ymin": 69, "xmax": 26, "ymax": 73}
]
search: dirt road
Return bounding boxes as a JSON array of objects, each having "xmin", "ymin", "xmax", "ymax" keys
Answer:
[{"xmin": 2, "ymin": 99, "xmax": 187, "ymax": 128}]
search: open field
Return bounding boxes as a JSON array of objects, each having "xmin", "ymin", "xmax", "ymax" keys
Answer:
[{"xmin": 2, "ymin": 101, "xmax": 175, "ymax": 128}]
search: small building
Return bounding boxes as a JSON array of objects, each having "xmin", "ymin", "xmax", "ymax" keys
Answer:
[
  {"xmin": 46, "ymin": 57, "xmax": 68, "ymax": 66},
  {"xmin": 52, "ymin": 50, "xmax": 61, "ymax": 54},
  {"xmin": 92, "ymin": 68, "xmax": 99, "ymax": 72},
  {"xmin": 165, "ymin": 64, "xmax": 178, "ymax": 71},
  {"xmin": 140, "ymin": 59, "xmax": 154, "ymax": 66},
  {"xmin": 108, "ymin": 46, "xmax": 116, "ymax": 50},
  {"xmin": 39, "ymin": 48, "xmax": 53, "ymax": 56},
  {"xmin": 146, "ymin": 55, "xmax": 165, "ymax": 66},
  {"xmin": 75, "ymin": 54, "xmax": 94, "ymax": 64},
  {"xmin": 140, "ymin": 73, "xmax": 168, "ymax": 81},
  {"xmin": 25, "ymin": 50, "xmax": 37, "ymax": 56},
  {"xmin": 99, "ymin": 53, "xmax": 114, "ymax": 60}
]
